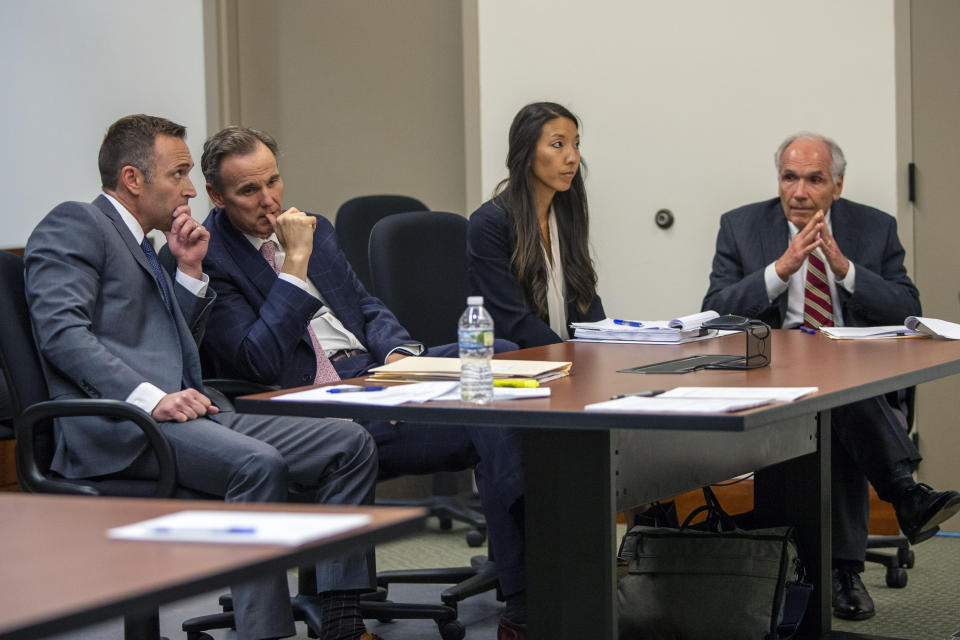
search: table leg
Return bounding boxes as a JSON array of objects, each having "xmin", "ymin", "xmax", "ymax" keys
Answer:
[
  {"xmin": 755, "ymin": 409, "xmax": 832, "ymax": 639},
  {"xmin": 525, "ymin": 428, "xmax": 617, "ymax": 639}
]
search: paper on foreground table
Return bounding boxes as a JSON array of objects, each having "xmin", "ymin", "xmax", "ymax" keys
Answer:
[{"xmin": 108, "ymin": 510, "xmax": 372, "ymax": 545}]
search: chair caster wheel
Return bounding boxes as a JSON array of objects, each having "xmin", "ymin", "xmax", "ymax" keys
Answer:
[
  {"xmin": 466, "ymin": 528, "xmax": 486, "ymax": 547},
  {"xmin": 886, "ymin": 566, "xmax": 908, "ymax": 588},
  {"xmin": 899, "ymin": 547, "xmax": 915, "ymax": 568},
  {"xmin": 438, "ymin": 620, "xmax": 466, "ymax": 640}
]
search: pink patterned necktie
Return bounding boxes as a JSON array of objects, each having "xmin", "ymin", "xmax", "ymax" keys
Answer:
[
  {"xmin": 803, "ymin": 251, "xmax": 834, "ymax": 329},
  {"xmin": 259, "ymin": 240, "xmax": 341, "ymax": 385}
]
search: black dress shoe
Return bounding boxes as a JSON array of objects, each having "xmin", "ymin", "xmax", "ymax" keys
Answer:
[
  {"xmin": 832, "ymin": 568, "xmax": 875, "ymax": 620},
  {"xmin": 895, "ymin": 483, "xmax": 960, "ymax": 544}
]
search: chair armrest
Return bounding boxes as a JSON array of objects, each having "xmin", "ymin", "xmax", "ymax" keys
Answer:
[{"xmin": 17, "ymin": 399, "xmax": 177, "ymax": 498}]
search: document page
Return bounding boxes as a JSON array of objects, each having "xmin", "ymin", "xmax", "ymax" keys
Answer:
[
  {"xmin": 905, "ymin": 316, "xmax": 960, "ymax": 340},
  {"xmin": 108, "ymin": 510, "xmax": 373, "ymax": 546},
  {"xmin": 660, "ymin": 386, "xmax": 818, "ymax": 402},
  {"xmin": 585, "ymin": 396, "xmax": 772, "ymax": 413}
]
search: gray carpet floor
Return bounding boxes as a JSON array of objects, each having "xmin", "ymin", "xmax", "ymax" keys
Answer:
[{"xmin": 42, "ymin": 522, "xmax": 960, "ymax": 639}]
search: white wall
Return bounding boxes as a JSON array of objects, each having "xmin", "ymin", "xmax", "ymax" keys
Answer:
[
  {"xmin": 472, "ymin": 0, "xmax": 898, "ymax": 320},
  {"xmin": 0, "ymin": 1, "xmax": 209, "ymax": 249}
]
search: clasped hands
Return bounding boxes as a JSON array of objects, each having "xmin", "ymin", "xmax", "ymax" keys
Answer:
[{"xmin": 774, "ymin": 210, "xmax": 849, "ymax": 282}]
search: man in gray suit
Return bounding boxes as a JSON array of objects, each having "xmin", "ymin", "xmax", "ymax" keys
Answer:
[
  {"xmin": 702, "ymin": 132, "xmax": 960, "ymax": 621},
  {"xmin": 24, "ymin": 115, "xmax": 382, "ymax": 640}
]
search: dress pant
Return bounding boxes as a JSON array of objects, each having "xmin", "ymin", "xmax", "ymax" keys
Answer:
[
  {"xmin": 830, "ymin": 395, "xmax": 919, "ymax": 565},
  {"xmin": 334, "ymin": 339, "xmax": 527, "ymax": 597},
  {"xmin": 121, "ymin": 410, "xmax": 378, "ymax": 640}
]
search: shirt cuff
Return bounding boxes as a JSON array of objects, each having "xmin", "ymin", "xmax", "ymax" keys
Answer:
[
  {"xmin": 278, "ymin": 272, "xmax": 317, "ymax": 298},
  {"xmin": 126, "ymin": 382, "xmax": 167, "ymax": 416},
  {"xmin": 175, "ymin": 269, "xmax": 209, "ymax": 297},
  {"xmin": 764, "ymin": 262, "xmax": 788, "ymax": 301},
  {"xmin": 838, "ymin": 262, "xmax": 856, "ymax": 293},
  {"xmin": 387, "ymin": 342, "xmax": 425, "ymax": 361}
]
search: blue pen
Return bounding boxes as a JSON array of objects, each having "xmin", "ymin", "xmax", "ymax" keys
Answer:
[
  {"xmin": 799, "ymin": 327, "xmax": 816, "ymax": 335},
  {"xmin": 151, "ymin": 526, "xmax": 256, "ymax": 535},
  {"xmin": 326, "ymin": 385, "xmax": 386, "ymax": 394},
  {"xmin": 613, "ymin": 319, "xmax": 643, "ymax": 327}
]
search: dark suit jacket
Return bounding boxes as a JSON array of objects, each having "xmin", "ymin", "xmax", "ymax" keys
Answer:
[
  {"xmin": 24, "ymin": 195, "xmax": 214, "ymax": 478},
  {"xmin": 701, "ymin": 197, "xmax": 921, "ymax": 328},
  {"xmin": 467, "ymin": 199, "xmax": 605, "ymax": 348},
  {"xmin": 201, "ymin": 207, "xmax": 415, "ymax": 386}
]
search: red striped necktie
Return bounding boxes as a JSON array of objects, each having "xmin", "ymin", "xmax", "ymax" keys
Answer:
[
  {"xmin": 803, "ymin": 251, "xmax": 834, "ymax": 329},
  {"xmin": 260, "ymin": 240, "xmax": 341, "ymax": 384}
]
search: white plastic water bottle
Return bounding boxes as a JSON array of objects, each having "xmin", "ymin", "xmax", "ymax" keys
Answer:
[{"xmin": 459, "ymin": 296, "xmax": 494, "ymax": 403}]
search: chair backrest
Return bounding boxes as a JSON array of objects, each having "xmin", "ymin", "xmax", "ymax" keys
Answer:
[
  {"xmin": 368, "ymin": 211, "xmax": 468, "ymax": 348},
  {"xmin": 0, "ymin": 251, "xmax": 60, "ymax": 483},
  {"xmin": 335, "ymin": 195, "xmax": 428, "ymax": 292}
]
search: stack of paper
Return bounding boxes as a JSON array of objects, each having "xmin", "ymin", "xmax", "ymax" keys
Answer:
[
  {"xmin": 571, "ymin": 311, "xmax": 721, "ymax": 343},
  {"xmin": 272, "ymin": 382, "xmax": 551, "ymax": 406},
  {"xmin": 819, "ymin": 316, "xmax": 960, "ymax": 340},
  {"xmin": 819, "ymin": 326, "xmax": 923, "ymax": 340},
  {"xmin": 585, "ymin": 386, "xmax": 817, "ymax": 413},
  {"xmin": 905, "ymin": 316, "xmax": 960, "ymax": 339},
  {"xmin": 365, "ymin": 357, "xmax": 572, "ymax": 384}
]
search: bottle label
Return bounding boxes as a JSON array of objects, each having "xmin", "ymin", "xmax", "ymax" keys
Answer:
[{"xmin": 458, "ymin": 328, "xmax": 494, "ymax": 350}]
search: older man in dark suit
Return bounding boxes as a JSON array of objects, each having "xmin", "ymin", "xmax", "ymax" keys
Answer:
[
  {"xmin": 197, "ymin": 126, "xmax": 529, "ymax": 639},
  {"xmin": 24, "ymin": 115, "xmax": 380, "ymax": 640},
  {"xmin": 702, "ymin": 132, "xmax": 960, "ymax": 621}
]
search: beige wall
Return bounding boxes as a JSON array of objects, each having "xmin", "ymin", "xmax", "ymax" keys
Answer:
[
  {"xmin": 469, "ymin": 0, "xmax": 899, "ymax": 320},
  {"xmin": 223, "ymin": 0, "xmax": 467, "ymax": 221}
]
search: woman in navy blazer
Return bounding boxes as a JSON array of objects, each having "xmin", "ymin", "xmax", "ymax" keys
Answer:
[{"xmin": 467, "ymin": 102, "xmax": 604, "ymax": 348}]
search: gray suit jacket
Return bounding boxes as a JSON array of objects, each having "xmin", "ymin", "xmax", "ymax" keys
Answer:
[
  {"xmin": 24, "ymin": 195, "xmax": 215, "ymax": 478},
  {"xmin": 701, "ymin": 197, "xmax": 921, "ymax": 328}
]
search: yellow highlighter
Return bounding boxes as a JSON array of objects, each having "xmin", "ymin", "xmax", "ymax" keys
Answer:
[{"xmin": 493, "ymin": 378, "xmax": 540, "ymax": 388}]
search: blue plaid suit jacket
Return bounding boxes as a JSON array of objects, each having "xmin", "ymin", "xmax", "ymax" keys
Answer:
[{"xmin": 201, "ymin": 207, "xmax": 413, "ymax": 387}]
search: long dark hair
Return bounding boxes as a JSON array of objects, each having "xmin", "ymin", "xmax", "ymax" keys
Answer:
[{"xmin": 494, "ymin": 102, "xmax": 597, "ymax": 318}]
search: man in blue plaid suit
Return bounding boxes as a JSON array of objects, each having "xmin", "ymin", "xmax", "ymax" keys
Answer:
[{"xmin": 197, "ymin": 126, "xmax": 530, "ymax": 638}]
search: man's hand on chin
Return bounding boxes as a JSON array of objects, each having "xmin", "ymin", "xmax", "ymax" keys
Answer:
[{"xmin": 165, "ymin": 206, "xmax": 208, "ymax": 279}]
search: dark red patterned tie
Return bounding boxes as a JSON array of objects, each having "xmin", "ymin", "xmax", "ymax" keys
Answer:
[
  {"xmin": 803, "ymin": 251, "xmax": 834, "ymax": 329},
  {"xmin": 260, "ymin": 241, "xmax": 341, "ymax": 384}
]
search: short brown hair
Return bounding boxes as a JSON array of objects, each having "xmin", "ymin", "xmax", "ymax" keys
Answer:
[
  {"xmin": 201, "ymin": 126, "xmax": 279, "ymax": 190},
  {"xmin": 98, "ymin": 114, "xmax": 186, "ymax": 189}
]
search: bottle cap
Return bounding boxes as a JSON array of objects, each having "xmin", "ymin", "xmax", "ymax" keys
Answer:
[{"xmin": 467, "ymin": 296, "xmax": 484, "ymax": 306}]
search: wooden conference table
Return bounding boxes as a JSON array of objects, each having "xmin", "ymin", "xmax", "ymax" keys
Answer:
[
  {"xmin": 0, "ymin": 494, "xmax": 424, "ymax": 640},
  {"xmin": 237, "ymin": 329, "xmax": 960, "ymax": 640}
]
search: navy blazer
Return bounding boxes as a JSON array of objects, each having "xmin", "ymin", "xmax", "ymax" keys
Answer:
[
  {"xmin": 201, "ymin": 208, "xmax": 414, "ymax": 387},
  {"xmin": 701, "ymin": 197, "xmax": 921, "ymax": 328},
  {"xmin": 467, "ymin": 199, "xmax": 605, "ymax": 348}
]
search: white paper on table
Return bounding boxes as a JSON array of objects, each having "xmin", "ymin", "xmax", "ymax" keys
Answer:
[
  {"xmin": 585, "ymin": 396, "xmax": 772, "ymax": 413},
  {"xmin": 429, "ymin": 385, "xmax": 551, "ymax": 402},
  {"xmin": 905, "ymin": 316, "xmax": 960, "ymax": 340},
  {"xmin": 659, "ymin": 386, "xmax": 818, "ymax": 402},
  {"xmin": 819, "ymin": 326, "xmax": 921, "ymax": 339},
  {"xmin": 107, "ymin": 510, "xmax": 372, "ymax": 546},
  {"xmin": 272, "ymin": 382, "xmax": 458, "ymax": 406}
]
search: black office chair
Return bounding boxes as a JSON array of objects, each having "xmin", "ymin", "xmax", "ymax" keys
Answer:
[
  {"xmin": 0, "ymin": 250, "xmax": 198, "ymax": 639},
  {"xmin": 367, "ymin": 210, "xmax": 500, "ymax": 623},
  {"xmin": 334, "ymin": 194, "xmax": 428, "ymax": 293},
  {"xmin": 0, "ymin": 250, "xmax": 326, "ymax": 640}
]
